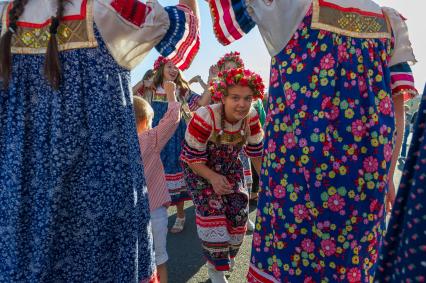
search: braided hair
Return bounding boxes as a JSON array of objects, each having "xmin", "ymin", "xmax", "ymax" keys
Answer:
[
  {"xmin": 0, "ymin": 0, "xmax": 66, "ymax": 90},
  {"xmin": 0, "ymin": 0, "xmax": 29, "ymax": 88},
  {"xmin": 44, "ymin": 0, "xmax": 66, "ymax": 90}
]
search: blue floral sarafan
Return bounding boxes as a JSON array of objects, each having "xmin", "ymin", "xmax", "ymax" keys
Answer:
[{"xmin": 0, "ymin": 0, "xmax": 200, "ymax": 281}]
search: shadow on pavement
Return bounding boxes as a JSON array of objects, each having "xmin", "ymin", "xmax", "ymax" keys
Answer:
[{"xmin": 167, "ymin": 205, "xmax": 205, "ymax": 283}]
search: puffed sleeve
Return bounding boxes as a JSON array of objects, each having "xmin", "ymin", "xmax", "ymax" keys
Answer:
[
  {"xmin": 181, "ymin": 106, "xmax": 214, "ymax": 164},
  {"xmin": 208, "ymin": 0, "xmax": 311, "ymax": 56},
  {"xmin": 390, "ymin": 62, "xmax": 418, "ymax": 101},
  {"xmin": 186, "ymin": 91, "xmax": 201, "ymax": 111},
  {"xmin": 208, "ymin": 0, "xmax": 256, "ymax": 45},
  {"xmin": 382, "ymin": 7, "xmax": 417, "ymax": 67},
  {"xmin": 244, "ymin": 107, "xmax": 264, "ymax": 158},
  {"xmin": 94, "ymin": 0, "xmax": 200, "ymax": 70}
]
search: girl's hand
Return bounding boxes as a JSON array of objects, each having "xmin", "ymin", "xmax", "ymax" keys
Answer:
[
  {"xmin": 209, "ymin": 173, "xmax": 232, "ymax": 195},
  {"xmin": 164, "ymin": 81, "xmax": 177, "ymax": 102},
  {"xmin": 208, "ymin": 65, "xmax": 219, "ymax": 82},
  {"xmin": 143, "ymin": 79, "xmax": 153, "ymax": 88},
  {"xmin": 386, "ymin": 181, "xmax": 396, "ymax": 215},
  {"xmin": 189, "ymin": 75, "xmax": 202, "ymax": 84}
]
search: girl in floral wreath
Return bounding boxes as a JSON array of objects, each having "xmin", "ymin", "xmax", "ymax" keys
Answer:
[
  {"xmin": 215, "ymin": 51, "xmax": 266, "ymax": 231},
  {"xmin": 149, "ymin": 56, "xmax": 211, "ymax": 233},
  {"xmin": 181, "ymin": 68, "xmax": 264, "ymax": 283},
  {"xmin": 133, "ymin": 69, "xmax": 155, "ymax": 100}
]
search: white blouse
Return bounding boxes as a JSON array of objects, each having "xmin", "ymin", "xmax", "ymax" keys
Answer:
[{"xmin": 0, "ymin": 0, "xmax": 199, "ymax": 70}]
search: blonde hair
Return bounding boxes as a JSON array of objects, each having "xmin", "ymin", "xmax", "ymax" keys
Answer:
[{"xmin": 133, "ymin": 96, "xmax": 154, "ymax": 128}]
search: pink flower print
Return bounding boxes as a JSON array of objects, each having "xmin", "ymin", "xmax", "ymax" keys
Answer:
[
  {"xmin": 294, "ymin": 204, "xmax": 309, "ymax": 220},
  {"xmin": 273, "ymin": 185, "xmax": 286, "ymax": 199},
  {"xmin": 271, "ymin": 68, "xmax": 279, "ymax": 86},
  {"xmin": 285, "ymin": 88, "xmax": 297, "ymax": 106},
  {"xmin": 363, "ymin": 156, "xmax": 379, "ymax": 173},
  {"xmin": 320, "ymin": 53, "xmax": 335, "ymax": 70},
  {"xmin": 355, "ymin": 48, "xmax": 362, "ymax": 57},
  {"xmin": 325, "ymin": 105, "xmax": 340, "ymax": 121},
  {"xmin": 268, "ymin": 139, "xmax": 276, "ymax": 153},
  {"xmin": 358, "ymin": 76, "xmax": 367, "ymax": 92},
  {"xmin": 380, "ymin": 124, "xmax": 388, "ymax": 135},
  {"xmin": 272, "ymin": 262, "xmax": 281, "ymax": 278},
  {"xmin": 351, "ymin": 120, "xmax": 366, "ymax": 137},
  {"xmin": 338, "ymin": 44, "xmax": 348, "ymax": 62},
  {"xmin": 321, "ymin": 97, "xmax": 332, "ymax": 110},
  {"xmin": 283, "ymin": 133, "xmax": 297, "ymax": 149},
  {"xmin": 384, "ymin": 143, "xmax": 393, "ymax": 162},
  {"xmin": 328, "ymin": 194, "xmax": 346, "ymax": 212},
  {"xmin": 379, "ymin": 96, "xmax": 392, "ymax": 115},
  {"xmin": 321, "ymin": 239, "xmax": 336, "ymax": 257},
  {"xmin": 253, "ymin": 232, "xmax": 261, "ymax": 247},
  {"xmin": 301, "ymin": 238, "xmax": 315, "ymax": 253},
  {"xmin": 369, "ymin": 199, "xmax": 380, "ymax": 213},
  {"xmin": 347, "ymin": 267, "xmax": 361, "ymax": 283},
  {"xmin": 299, "ymin": 138, "xmax": 308, "ymax": 147}
]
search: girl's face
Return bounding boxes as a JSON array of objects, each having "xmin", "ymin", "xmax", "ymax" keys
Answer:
[
  {"xmin": 222, "ymin": 85, "xmax": 254, "ymax": 123},
  {"xmin": 163, "ymin": 61, "xmax": 179, "ymax": 82}
]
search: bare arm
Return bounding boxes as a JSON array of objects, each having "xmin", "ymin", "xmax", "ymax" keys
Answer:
[
  {"xmin": 195, "ymin": 65, "xmax": 220, "ymax": 107},
  {"xmin": 387, "ymin": 94, "xmax": 405, "ymax": 212},
  {"xmin": 132, "ymin": 80, "xmax": 144, "ymax": 95},
  {"xmin": 251, "ymin": 157, "xmax": 262, "ymax": 176}
]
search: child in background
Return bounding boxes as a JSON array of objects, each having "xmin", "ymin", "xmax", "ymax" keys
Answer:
[
  {"xmin": 133, "ymin": 69, "xmax": 155, "ymax": 101},
  {"xmin": 149, "ymin": 57, "xmax": 212, "ymax": 233},
  {"xmin": 134, "ymin": 81, "xmax": 181, "ymax": 283},
  {"xmin": 181, "ymin": 68, "xmax": 265, "ymax": 283}
]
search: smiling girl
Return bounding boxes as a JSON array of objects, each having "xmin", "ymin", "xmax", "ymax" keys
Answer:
[
  {"xmin": 151, "ymin": 57, "xmax": 210, "ymax": 233},
  {"xmin": 181, "ymin": 68, "xmax": 264, "ymax": 283}
]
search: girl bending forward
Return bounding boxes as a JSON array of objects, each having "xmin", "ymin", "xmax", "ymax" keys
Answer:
[{"xmin": 181, "ymin": 68, "xmax": 265, "ymax": 283}]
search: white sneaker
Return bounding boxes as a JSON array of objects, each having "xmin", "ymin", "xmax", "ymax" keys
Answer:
[
  {"xmin": 247, "ymin": 219, "xmax": 255, "ymax": 232},
  {"xmin": 207, "ymin": 262, "xmax": 228, "ymax": 283}
]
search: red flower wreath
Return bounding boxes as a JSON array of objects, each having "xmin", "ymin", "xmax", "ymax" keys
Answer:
[
  {"xmin": 153, "ymin": 56, "xmax": 172, "ymax": 71},
  {"xmin": 216, "ymin": 51, "xmax": 244, "ymax": 71},
  {"xmin": 209, "ymin": 68, "xmax": 265, "ymax": 102}
]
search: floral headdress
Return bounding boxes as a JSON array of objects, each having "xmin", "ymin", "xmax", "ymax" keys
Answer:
[
  {"xmin": 216, "ymin": 51, "xmax": 244, "ymax": 71},
  {"xmin": 209, "ymin": 68, "xmax": 265, "ymax": 102},
  {"xmin": 153, "ymin": 56, "xmax": 172, "ymax": 71}
]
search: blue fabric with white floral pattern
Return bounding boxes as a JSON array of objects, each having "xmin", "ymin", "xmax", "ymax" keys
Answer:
[
  {"xmin": 374, "ymin": 86, "xmax": 426, "ymax": 283},
  {"xmin": 0, "ymin": 25, "xmax": 155, "ymax": 282}
]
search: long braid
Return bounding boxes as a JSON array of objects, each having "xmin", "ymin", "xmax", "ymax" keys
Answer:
[
  {"xmin": 0, "ymin": 0, "xmax": 29, "ymax": 88},
  {"xmin": 220, "ymin": 102, "xmax": 225, "ymax": 144},
  {"xmin": 44, "ymin": 0, "xmax": 65, "ymax": 90}
]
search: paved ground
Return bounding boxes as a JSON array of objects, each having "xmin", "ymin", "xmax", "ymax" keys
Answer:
[
  {"xmin": 166, "ymin": 202, "xmax": 257, "ymax": 283},
  {"xmin": 166, "ymin": 160, "xmax": 405, "ymax": 283}
]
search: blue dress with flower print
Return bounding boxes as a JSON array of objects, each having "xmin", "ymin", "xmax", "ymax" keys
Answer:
[{"xmin": 206, "ymin": 0, "xmax": 417, "ymax": 282}]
